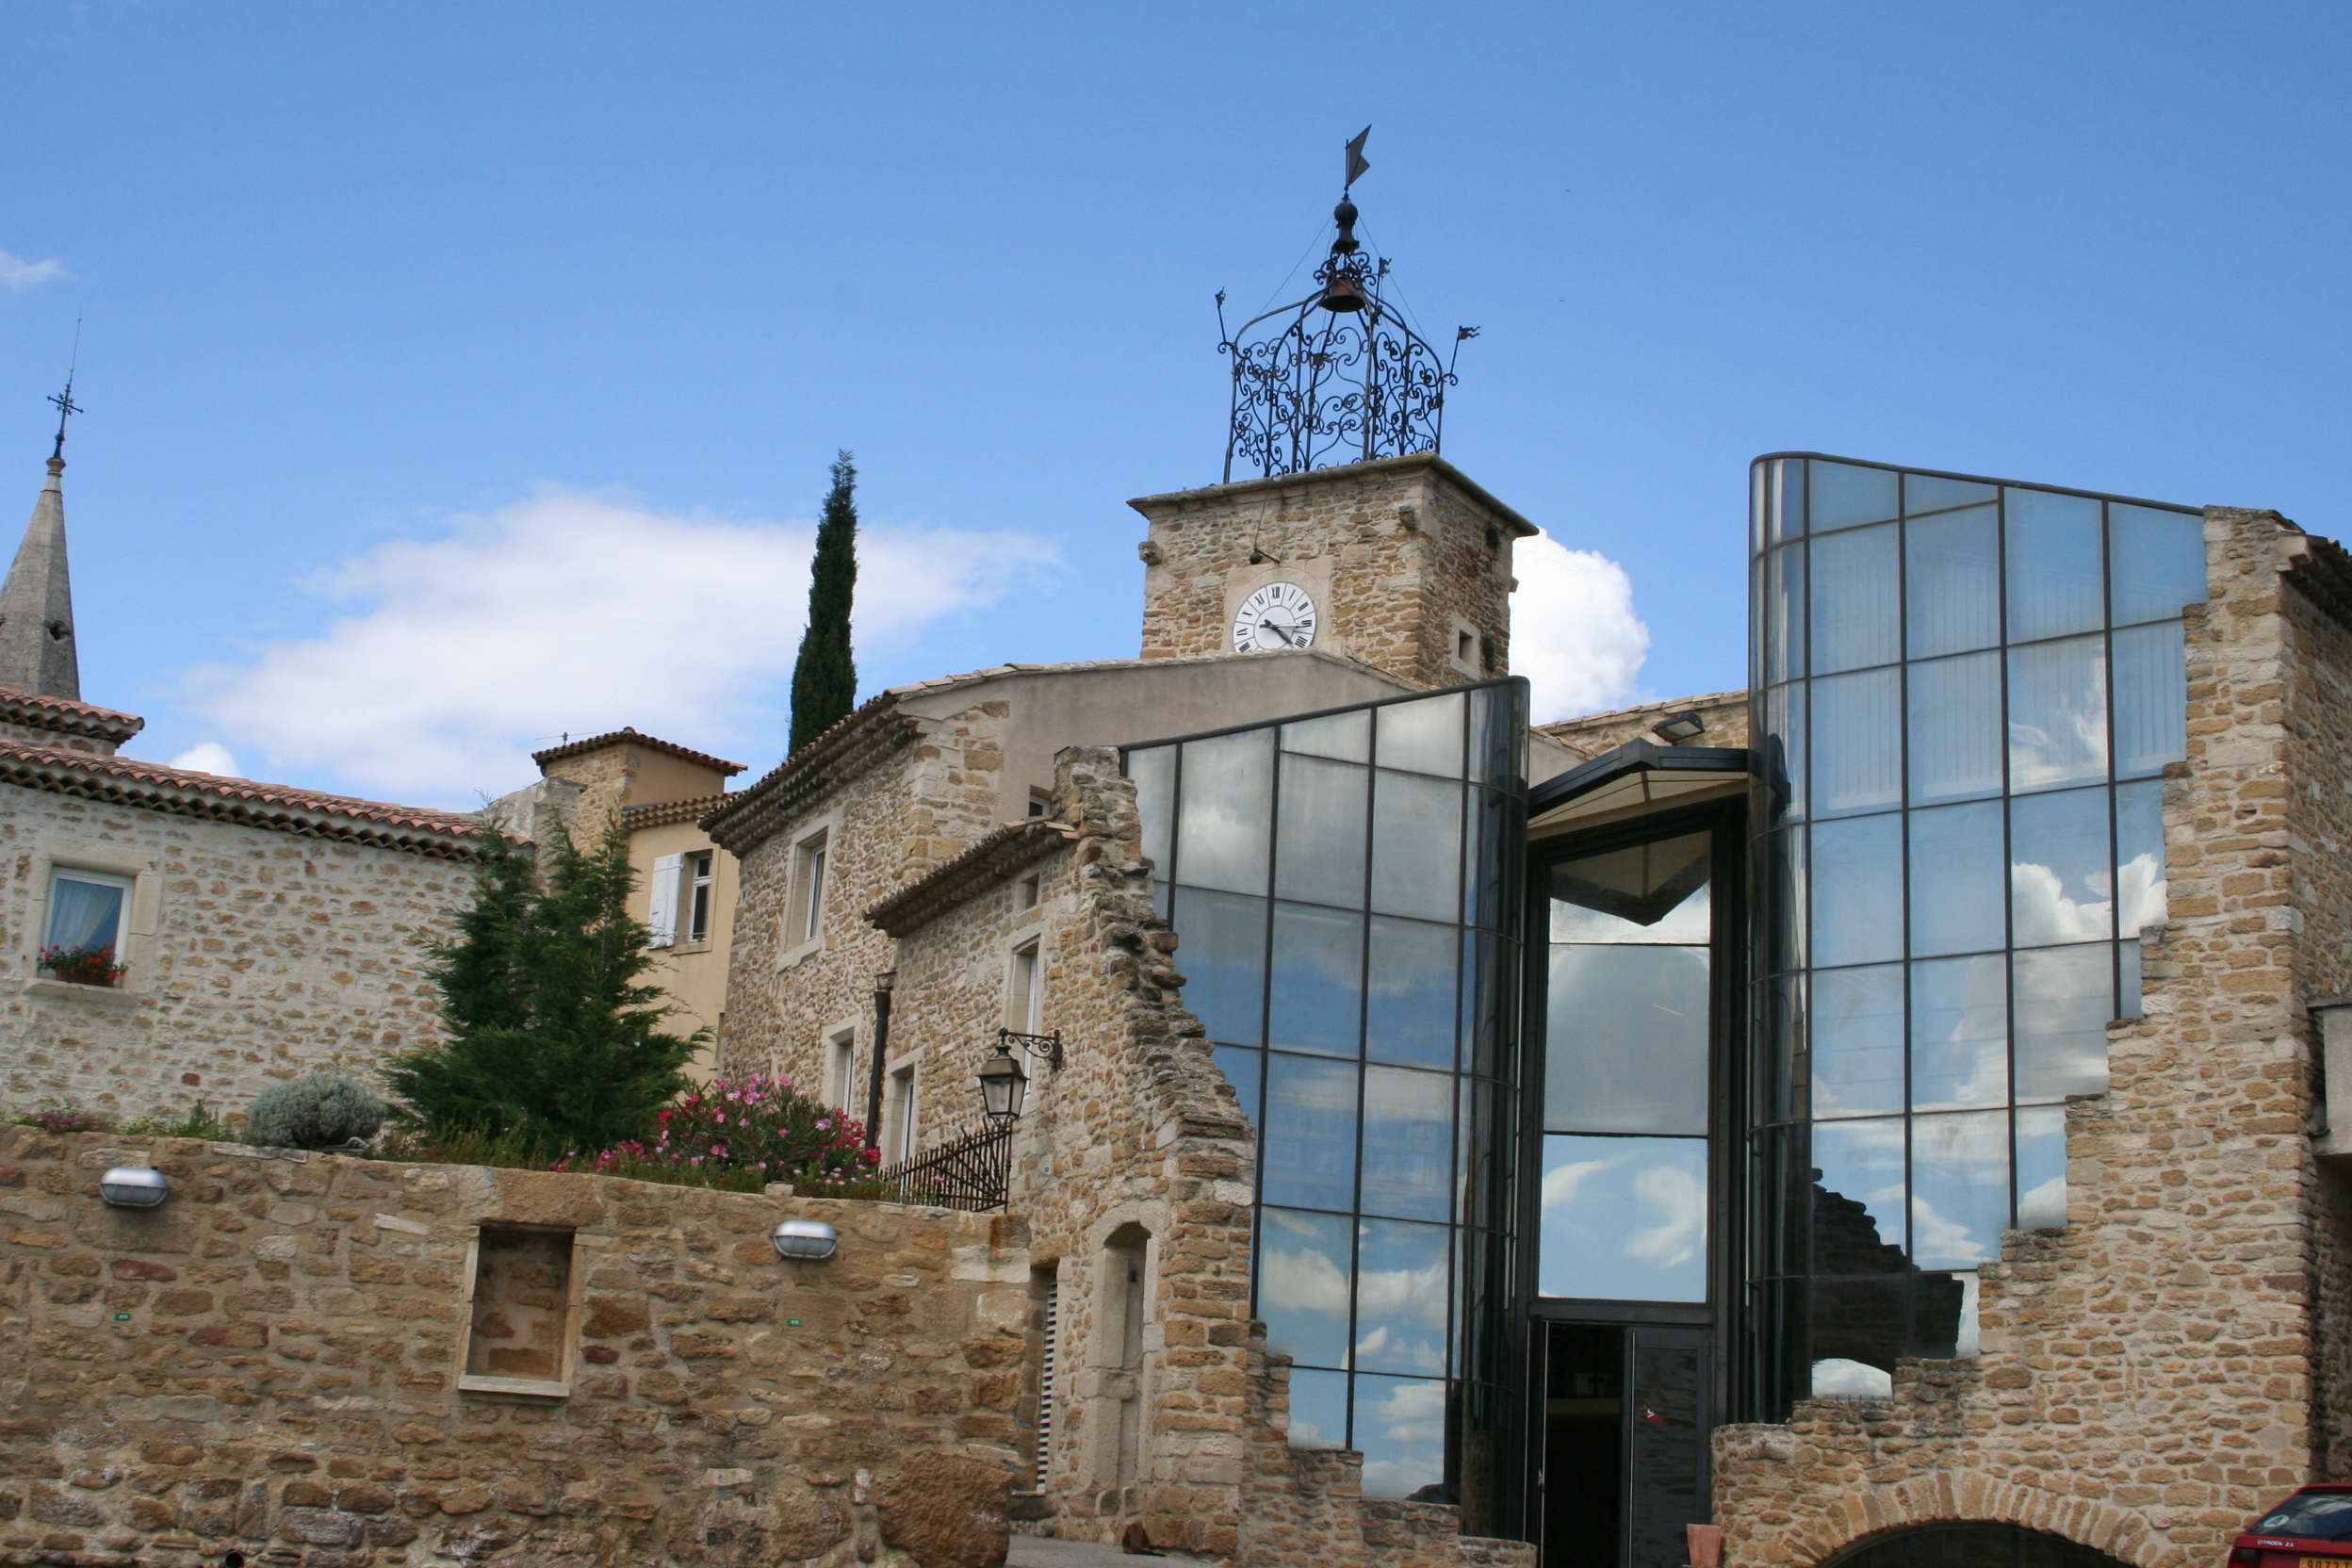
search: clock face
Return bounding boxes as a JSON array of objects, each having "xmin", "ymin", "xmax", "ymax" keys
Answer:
[{"xmin": 1233, "ymin": 581, "xmax": 1319, "ymax": 653}]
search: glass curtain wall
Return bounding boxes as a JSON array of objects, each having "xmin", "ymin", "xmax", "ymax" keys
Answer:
[
  {"xmin": 1123, "ymin": 679, "xmax": 1527, "ymax": 1507},
  {"xmin": 1747, "ymin": 455, "xmax": 2205, "ymax": 1409}
]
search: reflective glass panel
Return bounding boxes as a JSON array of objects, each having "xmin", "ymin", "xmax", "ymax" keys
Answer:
[
  {"xmin": 1764, "ymin": 683, "xmax": 1806, "ymax": 823},
  {"xmin": 2014, "ymin": 1103, "xmax": 2066, "ymax": 1231},
  {"xmin": 2120, "ymin": 937, "xmax": 2143, "ymax": 1021},
  {"xmin": 1808, "ymin": 522, "xmax": 1900, "ymax": 675},
  {"xmin": 2013, "ymin": 942, "xmax": 2113, "ymax": 1102},
  {"xmin": 1903, "ymin": 474, "xmax": 1997, "ymax": 515},
  {"xmin": 1909, "ymin": 1109, "xmax": 2009, "ymax": 1270},
  {"xmin": 1168, "ymin": 888, "xmax": 1266, "ymax": 1046},
  {"xmin": 1548, "ymin": 832, "xmax": 1712, "ymax": 944},
  {"xmin": 1350, "ymin": 1373, "xmax": 1447, "ymax": 1499},
  {"xmin": 1128, "ymin": 745, "xmax": 1176, "ymax": 878},
  {"xmin": 1545, "ymin": 945, "xmax": 1710, "ymax": 1135},
  {"xmin": 1267, "ymin": 903, "xmax": 1364, "ymax": 1057},
  {"xmin": 1462, "ymin": 786, "xmax": 1512, "ymax": 932},
  {"xmin": 1810, "ymin": 666, "xmax": 1903, "ymax": 815},
  {"xmin": 1364, "ymin": 916, "xmax": 1458, "ymax": 1069},
  {"xmin": 1904, "ymin": 504, "xmax": 2001, "ymax": 660},
  {"xmin": 1809, "ymin": 814, "xmax": 1904, "ymax": 969},
  {"xmin": 1215, "ymin": 1045, "xmax": 1263, "ymax": 1125},
  {"xmin": 1257, "ymin": 1205, "xmax": 1355, "ymax": 1368},
  {"xmin": 1274, "ymin": 755, "xmax": 1369, "ymax": 908},
  {"xmin": 1262, "ymin": 1054, "xmax": 1360, "ymax": 1211},
  {"xmin": 1811, "ymin": 964, "xmax": 1905, "ymax": 1119},
  {"xmin": 2003, "ymin": 488, "xmax": 2106, "ymax": 642},
  {"xmin": 1909, "ymin": 955, "xmax": 2008, "ymax": 1111},
  {"xmin": 1352, "ymin": 1219, "xmax": 1451, "ymax": 1374},
  {"xmin": 1359, "ymin": 1066, "xmax": 1454, "ymax": 1222},
  {"xmin": 1282, "ymin": 708, "xmax": 1372, "ymax": 763},
  {"xmin": 1810, "ymin": 461, "xmax": 1900, "ymax": 531},
  {"xmin": 2010, "ymin": 786, "xmax": 2115, "ymax": 947},
  {"xmin": 1764, "ymin": 544, "xmax": 1805, "ymax": 685},
  {"xmin": 1538, "ymin": 1134, "xmax": 1707, "ymax": 1301},
  {"xmin": 1907, "ymin": 800, "xmax": 2006, "ymax": 958},
  {"xmin": 2109, "ymin": 503, "xmax": 2208, "ymax": 627},
  {"xmin": 1468, "ymin": 685, "xmax": 1517, "ymax": 787},
  {"xmin": 1176, "ymin": 727, "xmax": 1274, "ymax": 894},
  {"xmin": 1370, "ymin": 771, "xmax": 1462, "ymax": 921},
  {"xmin": 1285, "ymin": 1365, "xmax": 1350, "ymax": 1445},
  {"xmin": 2113, "ymin": 620, "xmax": 2189, "ymax": 777},
  {"xmin": 1757, "ymin": 974, "xmax": 1805, "ymax": 1127},
  {"xmin": 2115, "ymin": 778, "xmax": 2167, "ymax": 936},
  {"xmin": 2008, "ymin": 634, "xmax": 2109, "ymax": 792},
  {"xmin": 1767, "ymin": 827, "xmax": 1805, "ymax": 975},
  {"xmin": 1770, "ymin": 457, "xmax": 1806, "ymax": 545},
  {"xmin": 1810, "ymin": 1117, "xmax": 1907, "ymax": 1266},
  {"xmin": 1376, "ymin": 692, "xmax": 1465, "ymax": 778},
  {"xmin": 1906, "ymin": 650, "xmax": 2003, "ymax": 804},
  {"xmin": 1809, "ymin": 1277, "xmax": 1902, "ymax": 1396}
]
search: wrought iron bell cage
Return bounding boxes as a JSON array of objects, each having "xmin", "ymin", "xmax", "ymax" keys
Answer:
[{"xmin": 1217, "ymin": 194, "xmax": 1475, "ymax": 483}]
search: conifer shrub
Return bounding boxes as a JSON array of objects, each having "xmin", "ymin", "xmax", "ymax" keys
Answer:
[
  {"xmin": 246, "ymin": 1073, "xmax": 387, "ymax": 1150},
  {"xmin": 385, "ymin": 811, "xmax": 700, "ymax": 1160}
]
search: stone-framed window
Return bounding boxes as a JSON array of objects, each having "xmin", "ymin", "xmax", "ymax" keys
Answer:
[
  {"xmin": 823, "ymin": 1022, "xmax": 858, "ymax": 1114},
  {"xmin": 776, "ymin": 815, "xmax": 839, "ymax": 970},
  {"xmin": 22, "ymin": 837, "xmax": 159, "ymax": 996},
  {"xmin": 1006, "ymin": 939, "xmax": 1043, "ymax": 1035},
  {"xmin": 454, "ymin": 1224, "xmax": 594, "ymax": 1396}
]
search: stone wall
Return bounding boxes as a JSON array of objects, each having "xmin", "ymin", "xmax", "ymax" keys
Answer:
[
  {"xmin": 1535, "ymin": 689, "xmax": 1750, "ymax": 760},
  {"xmin": 0, "ymin": 789, "xmax": 479, "ymax": 1124},
  {"xmin": 0, "ymin": 1127, "xmax": 1030, "ymax": 1568},
  {"xmin": 1709, "ymin": 507, "xmax": 2342, "ymax": 1567},
  {"xmin": 1131, "ymin": 456, "xmax": 1527, "ymax": 691}
]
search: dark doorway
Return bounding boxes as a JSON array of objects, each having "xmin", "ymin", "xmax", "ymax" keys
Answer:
[
  {"xmin": 1541, "ymin": 1323, "xmax": 1709, "ymax": 1568},
  {"xmin": 1824, "ymin": 1523, "xmax": 2134, "ymax": 1568}
]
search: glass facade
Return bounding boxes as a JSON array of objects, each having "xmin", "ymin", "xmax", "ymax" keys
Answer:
[
  {"xmin": 1747, "ymin": 455, "xmax": 2206, "ymax": 1409},
  {"xmin": 1124, "ymin": 680, "xmax": 1527, "ymax": 1502}
]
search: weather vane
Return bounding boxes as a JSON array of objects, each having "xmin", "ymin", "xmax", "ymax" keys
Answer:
[
  {"xmin": 47, "ymin": 318, "xmax": 83, "ymax": 464},
  {"xmin": 1215, "ymin": 127, "xmax": 1478, "ymax": 483}
]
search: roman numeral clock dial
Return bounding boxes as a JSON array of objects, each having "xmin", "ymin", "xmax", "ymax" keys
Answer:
[{"xmin": 1233, "ymin": 581, "xmax": 1318, "ymax": 653}]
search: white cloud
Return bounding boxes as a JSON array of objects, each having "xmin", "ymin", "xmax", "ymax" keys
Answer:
[
  {"xmin": 167, "ymin": 741, "xmax": 242, "ymax": 777},
  {"xmin": 1624, "ymin": 1160, "xmax": 1707, "ymax": 1268},
  {"xmin": 0, "ymin": 251, "xmax": 67, "ymax": 291},
  {"xmin": 187, "ymin": 486, "xmax": 1051, "ymax": 805},
  {"xmin": 1510, "ymin": 531, "xmax": 1649, "ymax": 723}
]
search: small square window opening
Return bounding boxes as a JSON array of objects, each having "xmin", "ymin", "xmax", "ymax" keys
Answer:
[{"xmin": 1015, "ymin": 872, "xmax": 1041, "ymax": 912}]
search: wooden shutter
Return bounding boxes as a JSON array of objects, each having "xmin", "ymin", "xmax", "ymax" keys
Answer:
[{"xmin": 647, "ymin": 853, "xmax": 682, "ymax": 947}]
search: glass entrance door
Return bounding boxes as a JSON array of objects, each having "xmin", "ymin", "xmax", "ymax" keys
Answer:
[{"xmin": 1539, "ymin": 1322, "xmax": 1708, "ymax": 1568}]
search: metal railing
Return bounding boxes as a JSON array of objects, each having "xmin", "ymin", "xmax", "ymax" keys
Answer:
[{"xmin": 874, "ymin": 1120, "xmax": 1013, "ymax": 1212}]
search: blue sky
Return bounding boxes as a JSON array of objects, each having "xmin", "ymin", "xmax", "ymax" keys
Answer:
[{"xmin": 2, "ymin": 3, "xmax": 2345, "ymax": 806}]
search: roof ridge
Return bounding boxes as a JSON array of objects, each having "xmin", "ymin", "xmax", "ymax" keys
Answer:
[{"xmin": 531, "ymin": 727, "xmax": 746, "ymax": 775}]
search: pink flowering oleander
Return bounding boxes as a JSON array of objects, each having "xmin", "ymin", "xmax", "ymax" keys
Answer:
[{"xmin": 570, "ymin": 1073, "xmax": 875, "ymax": 1188}]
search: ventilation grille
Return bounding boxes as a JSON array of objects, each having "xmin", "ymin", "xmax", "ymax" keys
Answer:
[{"xmin": 1037, "ymin": 1280, "xmax": 1059, "ymax": 1489}]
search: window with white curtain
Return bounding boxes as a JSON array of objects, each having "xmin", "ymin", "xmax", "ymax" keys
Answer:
[{"xmin": 44, "ymin": 871, "xmax": 130, "ymax": 956}]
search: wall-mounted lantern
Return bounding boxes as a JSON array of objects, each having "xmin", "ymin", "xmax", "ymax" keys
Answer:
[
  {"xmin": 770, "ymin": 1218, "xmax": 839, "ymax": 1261},
  {"xmin": 98, "ymin": 1167, "xmax": 170, "ymax": 1208},
  {"xmin": 978, "ymin": 1028, "xmax": 1063, "ymax": 1127}
]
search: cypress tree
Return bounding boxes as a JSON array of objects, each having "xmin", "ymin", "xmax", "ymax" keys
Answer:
[
  {"xmin": 789, "ymin": 450, "xmax": 859, "ymax": 756},
  {"xmin": 386, "ymin": 809, "xmax": 700, "ymax": 1159}
]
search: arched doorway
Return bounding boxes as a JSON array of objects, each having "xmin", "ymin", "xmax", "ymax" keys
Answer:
[{"xmin": 1822, "ymin": 1523, "xmax": 2135, "ymax": 1568}]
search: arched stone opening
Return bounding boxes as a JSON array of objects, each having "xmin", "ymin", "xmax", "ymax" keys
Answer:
[{"xmin": 1822, "ymin": 1522, "xmax": 2137, "ymax": 1568}]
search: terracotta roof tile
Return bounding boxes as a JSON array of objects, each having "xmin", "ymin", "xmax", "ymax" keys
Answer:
[
  {"xmin": 622, "ymin": 790, "xmax": 735, "ymax": 831},
  {"xmin": 862, "ymin": 818, "xmax": 1079, "ymax": 937},
  {"xmin": 0, "ymin": 684, "xmax": 145, "ymax": 743},
  {"xmin": 0, "ymin": 739, "xmax": 492, "ymax": 859},
  {"xmin": 531, "ymin": 727, "xmax": 745, "ymax": 776}
]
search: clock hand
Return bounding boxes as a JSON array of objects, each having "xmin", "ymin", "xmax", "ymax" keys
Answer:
[{"xmin": 1260, "ymin": 619, "xmax": 1297, "ymax": 646}]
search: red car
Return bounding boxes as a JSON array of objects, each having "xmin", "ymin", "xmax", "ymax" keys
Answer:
[{"xmin": 2234, "ymin": 1485, "xmax": 2352, "ymax": 1563}]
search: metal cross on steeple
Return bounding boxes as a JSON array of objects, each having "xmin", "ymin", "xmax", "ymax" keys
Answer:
[{"xmin": 46, "ymin": 321, "xmax": 82, "ymax": 464}]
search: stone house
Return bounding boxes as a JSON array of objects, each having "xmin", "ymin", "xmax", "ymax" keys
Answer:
[
  {"xmin": 497, "ymin": 730, "xmax": 748, "ymax": 1080},
  {"xmin": 0, "ymin": 449, "xmax": 489, "ymax": 1124}
]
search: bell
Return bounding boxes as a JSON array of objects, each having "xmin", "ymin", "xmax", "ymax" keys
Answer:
[{"xmin": 1319, "ymin": 271, "xmax": 1367, "ymax": 314}]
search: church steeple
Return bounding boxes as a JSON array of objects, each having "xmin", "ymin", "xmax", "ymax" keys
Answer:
[{"xmin": 0, "ymin": 378, "xmax": 83, "ymax": 700}]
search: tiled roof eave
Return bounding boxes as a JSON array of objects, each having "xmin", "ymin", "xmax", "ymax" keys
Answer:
[
  {"xmin": 863, "ymin": 819, "xmax": 1080, "ymax": 937},
  {"xmin": 0, "ymin": 745, "xmax": 491, "ymax": 860},
  {"xmin": 530, "ymin": 728, "xmax": 746, "ymax": 775},
  {"xmin": 622, "ymin": 791, "xmax": 735, "ymax": 831},
  {"xmin": 0, "ymin": 685, "xmax": 145, "ymax": 743}
]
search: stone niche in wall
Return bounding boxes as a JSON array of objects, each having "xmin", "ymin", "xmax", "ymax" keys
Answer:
[{"xmin": 458, "ymin": 1224, "xmax": 583, "ymax": 1393}]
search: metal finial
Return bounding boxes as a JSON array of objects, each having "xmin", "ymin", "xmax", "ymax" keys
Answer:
[
  {"xmin": 1215, "ymin": 148, "xmax": 1471, "ymax": 484},
  {"xmin": 46, "ymin": 318, "xmax": 83, "ymax": 464}
]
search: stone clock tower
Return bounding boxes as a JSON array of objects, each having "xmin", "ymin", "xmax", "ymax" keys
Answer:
[
  {"xmin": 1132, "ymin": 184, "xmax": 1536, "ymax": 690},
  {"xmin": 1132, "ymin": 451, "xmax": 1532, "ymax": 689}
]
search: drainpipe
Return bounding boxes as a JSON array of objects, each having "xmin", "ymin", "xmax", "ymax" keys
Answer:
[{"xmin": 864, "ymin": 970, "xmax": 896, "ymax": 1155}]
